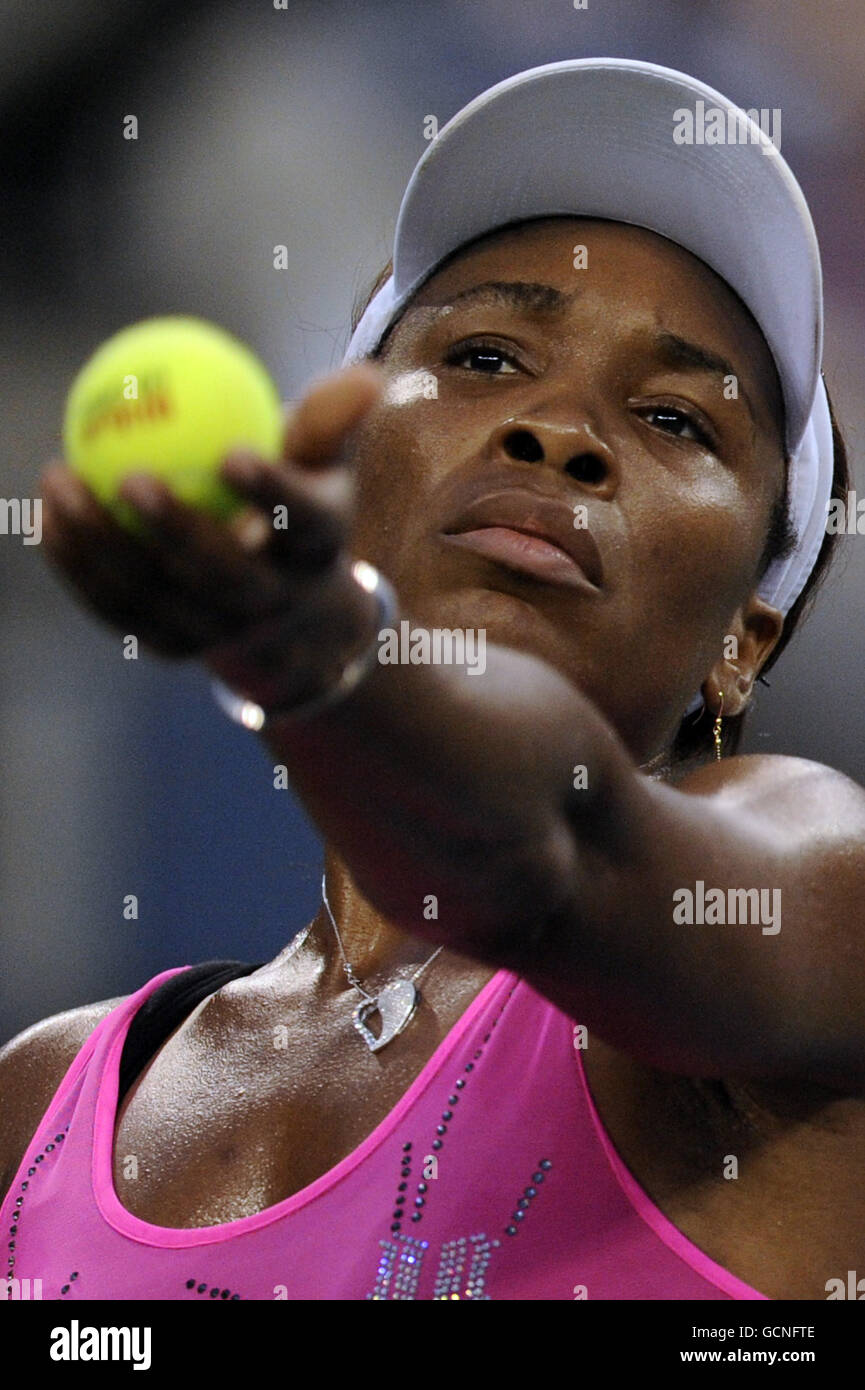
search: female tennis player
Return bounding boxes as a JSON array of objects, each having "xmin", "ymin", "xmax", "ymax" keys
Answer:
[{"xmin": 3, "ymin": 58, "xmax": 863, "ymax": 1301}]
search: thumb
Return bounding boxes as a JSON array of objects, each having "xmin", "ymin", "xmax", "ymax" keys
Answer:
[{"xmin": 282, "ymin": 362, "xmax": 384, "ymax": 469}]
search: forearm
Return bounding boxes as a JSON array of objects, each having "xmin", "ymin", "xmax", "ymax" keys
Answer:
[{"xmin": 242, "ymin": 598, "xmax": 635, "ymax": 960}]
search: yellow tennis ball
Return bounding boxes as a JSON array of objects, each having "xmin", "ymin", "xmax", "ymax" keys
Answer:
[{"xmin": 62, "ymin": 316, "xmax": 284, "ymax": 527}]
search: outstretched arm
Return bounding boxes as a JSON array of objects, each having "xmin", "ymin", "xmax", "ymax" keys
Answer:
[
  {"xmin": 40, "ymin": 363, "xmax": 865, "ymax": 1096},
  {"xmin": 253, "ymin": 614, "xmax": 865, "ymax": 1095}
]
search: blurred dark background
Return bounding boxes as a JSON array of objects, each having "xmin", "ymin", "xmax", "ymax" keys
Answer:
[{"xmin": 1, "ymin": 0, "xmax": 863, "ymax": 1039}]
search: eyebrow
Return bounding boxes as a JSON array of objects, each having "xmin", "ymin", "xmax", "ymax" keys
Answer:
[
  {"xmin": 651, "ymin": 331, "xmax": 736, "ymax": 392},
  {"xmin": 648, "ymin": 329, "xmax": 757, "ymax": 425},
  {"xmin": 443, "ymin": 280, "xmax": 576, "ymax": 316},
  {"xmin": 380, "ymin": 279, "xmax": 573, "ymax": 350}
]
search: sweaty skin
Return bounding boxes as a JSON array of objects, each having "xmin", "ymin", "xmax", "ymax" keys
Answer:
[
  {"xmin": 349, "ymin": 217, "xmax": 787, "ymax": 761},
  {"xmin": 5, "ymin": 217, "xmax": 865, "ymax": 1301}
]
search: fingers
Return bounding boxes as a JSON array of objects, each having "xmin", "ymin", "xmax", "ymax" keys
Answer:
[
  {"xmin": 218, "ymin": 452, "xmax": 351, "ymax": 571},
  {"xmin": 281, "ymin": 362, "xmax": 383, "ymax": 466},
  {"xmin": 117, "ymin": 474, "xmax": 292, "ymax": 612},
  {"xmin": 36, "ymin": 362, "xmax": 385, "ymax": 662},
  {"xmin": 220, "ymin": 361, "xmax": 383, "ymax": 565},
  {"xmin": 40, "ymin": 465, "xmax": 245, "ymax": 654}
]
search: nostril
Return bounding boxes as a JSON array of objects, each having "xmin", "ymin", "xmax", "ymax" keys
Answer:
[
  {"xmin": 565, "ymin": 453, "xmax": 605, "ymax": 486},
  {"xmin": 504, "ymin": 429, "xmax": 544, "ymax": 464}
]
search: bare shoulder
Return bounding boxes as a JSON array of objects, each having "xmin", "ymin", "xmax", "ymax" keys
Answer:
[
  {"xmin": 674, "ymin": 751, "xmax": 865, "ymax": 837},
  {"xmin": 0, "ymin": 995, "xmax": 128, "ymax": 1200}
]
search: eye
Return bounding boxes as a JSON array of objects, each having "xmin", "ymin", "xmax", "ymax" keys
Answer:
[
  {"xmin": 638, "ymin": 404, "xmax": 716, "ymax": 450},
  {"xmin": 443, "ymin": 338, "xmax": 520, "ymax": 375}
]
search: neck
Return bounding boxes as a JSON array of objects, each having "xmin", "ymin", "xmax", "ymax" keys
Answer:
[{"xmin": 316, "ymin": 847, "xmax": 451, "ymax": 990}]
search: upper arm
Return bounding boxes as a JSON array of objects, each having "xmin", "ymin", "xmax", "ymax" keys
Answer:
[
  {"xmin": 0, "ymin": 996, "xmax": 127, "ymax": 1201},
  {"xmin": 521, "ymin": 752, "xmax": 865, "ymax": 1094}
]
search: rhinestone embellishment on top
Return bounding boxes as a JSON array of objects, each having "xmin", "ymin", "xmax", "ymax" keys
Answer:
[
  {"xmin": 5, "ymin": 1126, "xmax": 69, "ymax": 1296},
  {"xmin": 368, "ymin": 980, "xmax": 558, "ymax": 1300}
]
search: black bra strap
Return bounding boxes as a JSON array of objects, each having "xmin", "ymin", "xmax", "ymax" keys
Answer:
[{"xmin": 118, "ymin": 959, "xmax": 264, "ymax": 1105}]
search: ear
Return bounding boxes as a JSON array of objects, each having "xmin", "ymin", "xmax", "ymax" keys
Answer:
[{"xmin": 702, "ymin": 596, "xmax": 784, "ymax": 717}]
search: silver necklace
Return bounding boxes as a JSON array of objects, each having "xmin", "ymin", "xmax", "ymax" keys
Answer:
[{"xmin": 321, "ymin": 873, "xmax": 444, "ymax": 1052}]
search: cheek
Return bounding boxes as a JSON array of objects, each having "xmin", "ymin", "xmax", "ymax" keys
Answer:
[{"xmin": 621, "ymin": 476, "xmax": 768, "ymax": 631}]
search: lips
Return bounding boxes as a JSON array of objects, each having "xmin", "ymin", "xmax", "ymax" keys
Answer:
[{"xmin": 441, "ymin": 488, "xmax": 603, "ymax": 591}]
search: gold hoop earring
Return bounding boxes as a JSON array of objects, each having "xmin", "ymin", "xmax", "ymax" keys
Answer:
[{"xmin": 713, "ymin": 692, "xmax": 724, "ymax": 762}]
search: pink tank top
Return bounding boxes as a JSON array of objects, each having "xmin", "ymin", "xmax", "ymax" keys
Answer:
[{"xmin": 2, "ymin": 965, "xmax": 767, "ymax": 1300}]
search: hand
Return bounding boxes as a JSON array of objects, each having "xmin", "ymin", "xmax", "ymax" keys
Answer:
[{"xmin": 39, "ymin": 362, "xmax": 385, "ymax": 707}]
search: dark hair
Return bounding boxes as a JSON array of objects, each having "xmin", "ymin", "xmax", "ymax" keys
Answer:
[{"xmin": 350, "ymin": 258, "xmax": 850, "ymax": 772}]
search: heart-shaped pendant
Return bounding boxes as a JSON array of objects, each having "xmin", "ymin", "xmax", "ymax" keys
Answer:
[{"xmin": 353, "ymin": 979, "xmax": 419, "ymax": 1052}]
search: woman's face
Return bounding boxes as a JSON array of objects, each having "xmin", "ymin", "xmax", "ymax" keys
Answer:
[{"xmin": 346, "ymin": 217, "xmax": 787, "ymax": 761}]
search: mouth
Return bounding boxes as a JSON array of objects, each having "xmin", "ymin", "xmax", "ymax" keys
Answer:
[{"xmin": 441, "ymin": 489, "xmax": 603, "ymax": 593}]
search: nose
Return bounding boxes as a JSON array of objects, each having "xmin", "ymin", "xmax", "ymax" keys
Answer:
[{"xmin": 487, "ymin": 413, "xmax": 617, "ymax": 497}]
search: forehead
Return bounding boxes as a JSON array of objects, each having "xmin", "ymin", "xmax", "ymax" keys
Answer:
[
  {"xmin": 400, "ymin": 216, "xmax": 784, "ymax": 437},
  {"xmin": 411, "ymin": 217, "xmax": 752, "ymax": 340}
]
